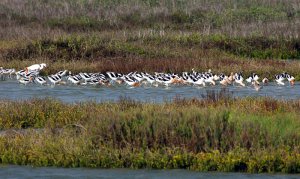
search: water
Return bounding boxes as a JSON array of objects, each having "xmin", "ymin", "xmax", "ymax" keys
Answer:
[
  {"xmin": 0, "ymin": 165, "xmax": 299, "ymax": 179},
  {"xmin": 0, "ymin": 80, "xmax": 299, "ymax": 102}
]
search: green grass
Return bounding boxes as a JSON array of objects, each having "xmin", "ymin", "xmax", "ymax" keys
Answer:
[
  {"xmin": 4, "ymin": 34, "xmax": 300, "ymax": 61},
  {"xmin": 0, "ymin": 97, "xmax": 300, "ymax": 172}
]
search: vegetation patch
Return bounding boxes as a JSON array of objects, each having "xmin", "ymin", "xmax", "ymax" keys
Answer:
[
  {"xmin": 0, "ymin": 97, "xmax": 300, "ymax": 172},
  {"xmin": 144, "ymin": 34, "xmax": 300, "ymax": 59},
  {"xmin": 2, "ymin": 34, "xmax": 300, "ymax": 62},
  {"xmin": 46, "ymin": 16, "xmax": 114, "ymax": 31},
  {"xmin": 2, "ymin": 35, "xmax": 177, "ymax": 61}
]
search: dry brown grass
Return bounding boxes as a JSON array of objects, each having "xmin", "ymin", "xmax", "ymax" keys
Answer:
[{"xmin": 0, "ymin": 0, "xmax": 300, "ymax": 39}]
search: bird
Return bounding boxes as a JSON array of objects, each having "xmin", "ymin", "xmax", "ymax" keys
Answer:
[
  {"xmin": 48, "ymin": 74, "xmax": 62, "ymax": 85},
  {"xmin": 262, "ymin": 77, "xmax": 269, "ymax": 85},
  {"xmin": 246, "ymin": 73, "xmax": 259, "ymax": 84},
  {"xmin": 1, "ymin": 68, "xmax": 15, "ymax": 79},
  {"xmin": 252, "ymin": 80, "xmax": 262, "ymax": 91},
  {"xmin": 106, "ymin": 72, "xmax": 124, "ymax": 84},
  {"xmin": 2, "ymin": 64, "xmax": 299, "ymax": 90},
  {"xmin": 219, "ymin": 74, "xmax": 229, "ymax": 86},
  {"xmin": 18, "ymin": 76, "xmax": 33, "ymax": 85},
  {"xmin": 275, "ymin": 73, "xmax": 285, "ymax": 85},
  {"xmin": 286, "ymin": 73, "xmax": 295, "ymax": 86},
  {"xmin": 234, "ymin": 72, "xmax": 245, "ymax": 87},
  {"xmin": 56, "ymin": 70, "xmax": 68, "ymax": 77},
  {"xmin": 25, "ymin": 63, "xmax": 46, "ymax": 73},
  {"xmin": 123, "ymin": 76, "xmax": 140, "ymax": 87},
  {"xmin": 191, "ymin": 75, "xmax": 206, "ymax": 86},
  {"xmin": 67, "ymin": 76, "xmax": 81, "ymax": 85},
  {"xmin": 143, "ymin": 73, "xmax": 156, "ymax": 85},
  {"xmin": 203, "ymin": 73, "xmax": 216, "ymax": 86},
  {"xmin": 34, "ymin": 76, "xmax": 47, "ymax": 85},
  {"xmin": 154, "ymin": 76, "xmax": 169, "ymax": 86},
  {"xmin": 132, "ymin": 72, "xmax": 145, "ymax": 82}
]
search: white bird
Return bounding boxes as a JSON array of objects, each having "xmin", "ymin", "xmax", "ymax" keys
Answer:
[
  {"xmin": 19, "ymin": 77, "xmax": 33, "ymax": 85},
  {"xmin": 123, "ymin": 76, "xmax": 140, "ymax": 87},
  {"xmin": 156, "ymin": 76, "xmax": 174, "ymax": 86},
  {"xmin": 79, "ymin": 72, "xmax": 92, "ymax": 83},
  {"xmin": 143, "ymin": 73, "xmax": 156, "ymax": 84},
  {"xmin": 56, "ymin": 70, "xmax": 68, "ymax": 77},
  {"xmin": 275, "ymin": 73, "xmax": 285, "ymax": 85},
  {"xmin": 132, "ymin": 72, "xmax": 145, "ymax": 82},
  {"xmin": 191, "ymin": 76, "xmax": 206, "ymax": 86},
  {"xmin": 25, "ymin": 63, "xmax": 46, "ymax": 73},
  {"xmin": 67, "ymin": 76, "xmax": 81, "ymax": 85},
  {"xmin": 246, "ymin": 73, "xmax": 259, "ymax": 84},
  {"xmin": 234, "ymin": 72, "xmax": 245, "ymax": 87},
  {"xmin": 286, "ymin": 73, "xmax": 295, "ymax": 86},
  {"xmin": 48, "ymin": 74, "xmax": 62, "ymax": 85},
  {"xmin": 204, "ymin": 74, "xmax": 215, "ymax": 86},
  {"xmin": 35, "ymin": 76, "xmax": 47, "ymax": 85}
]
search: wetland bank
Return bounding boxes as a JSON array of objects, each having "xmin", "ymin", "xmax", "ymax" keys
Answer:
[
  {"xmin": 1, "ymin": 0, "xmax": 300, "ymax": 174},
  {"xmin": 1, "ymin": 96, "xmax": 300, "ymax": 173}
]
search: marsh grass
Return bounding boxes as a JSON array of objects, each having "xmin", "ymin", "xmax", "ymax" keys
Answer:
[
  {"xmin": 1, "ymin": 34, "xmax": 300, "ymax": 80},
  {"xmin": 4, "ymin": 34, "xmax": 300, "ymax": 60},
  {"xmin": 0, "ymin": 97, "xmax": 300, "ymax": 172},
  {"xmin": 1, "ymin": 0, "xmax": 299, "ymax": 37}
]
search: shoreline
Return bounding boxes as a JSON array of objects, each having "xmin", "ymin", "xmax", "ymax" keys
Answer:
[{"xmin": 1, "ymin": 165, "xmax": 300, "ymax": 178}]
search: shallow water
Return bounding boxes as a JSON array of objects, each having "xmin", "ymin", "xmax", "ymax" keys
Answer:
[
  {"xmin": 0, "ymin": 80, "xmax": 299, "ymax": 102},
  {"xmin": 0, "ymin": 165, "xmax": 299, "ymax": 179}
]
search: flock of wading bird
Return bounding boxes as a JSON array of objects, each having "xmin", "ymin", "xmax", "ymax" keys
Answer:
[{"xmin": 0, "ymin": 63, "xmax": 296, "ymax": 91}]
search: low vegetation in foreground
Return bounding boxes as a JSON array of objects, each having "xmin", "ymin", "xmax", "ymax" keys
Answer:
[{"xmin": 0, "ymin": 93, "xmax": 300, "ymax": 173}]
